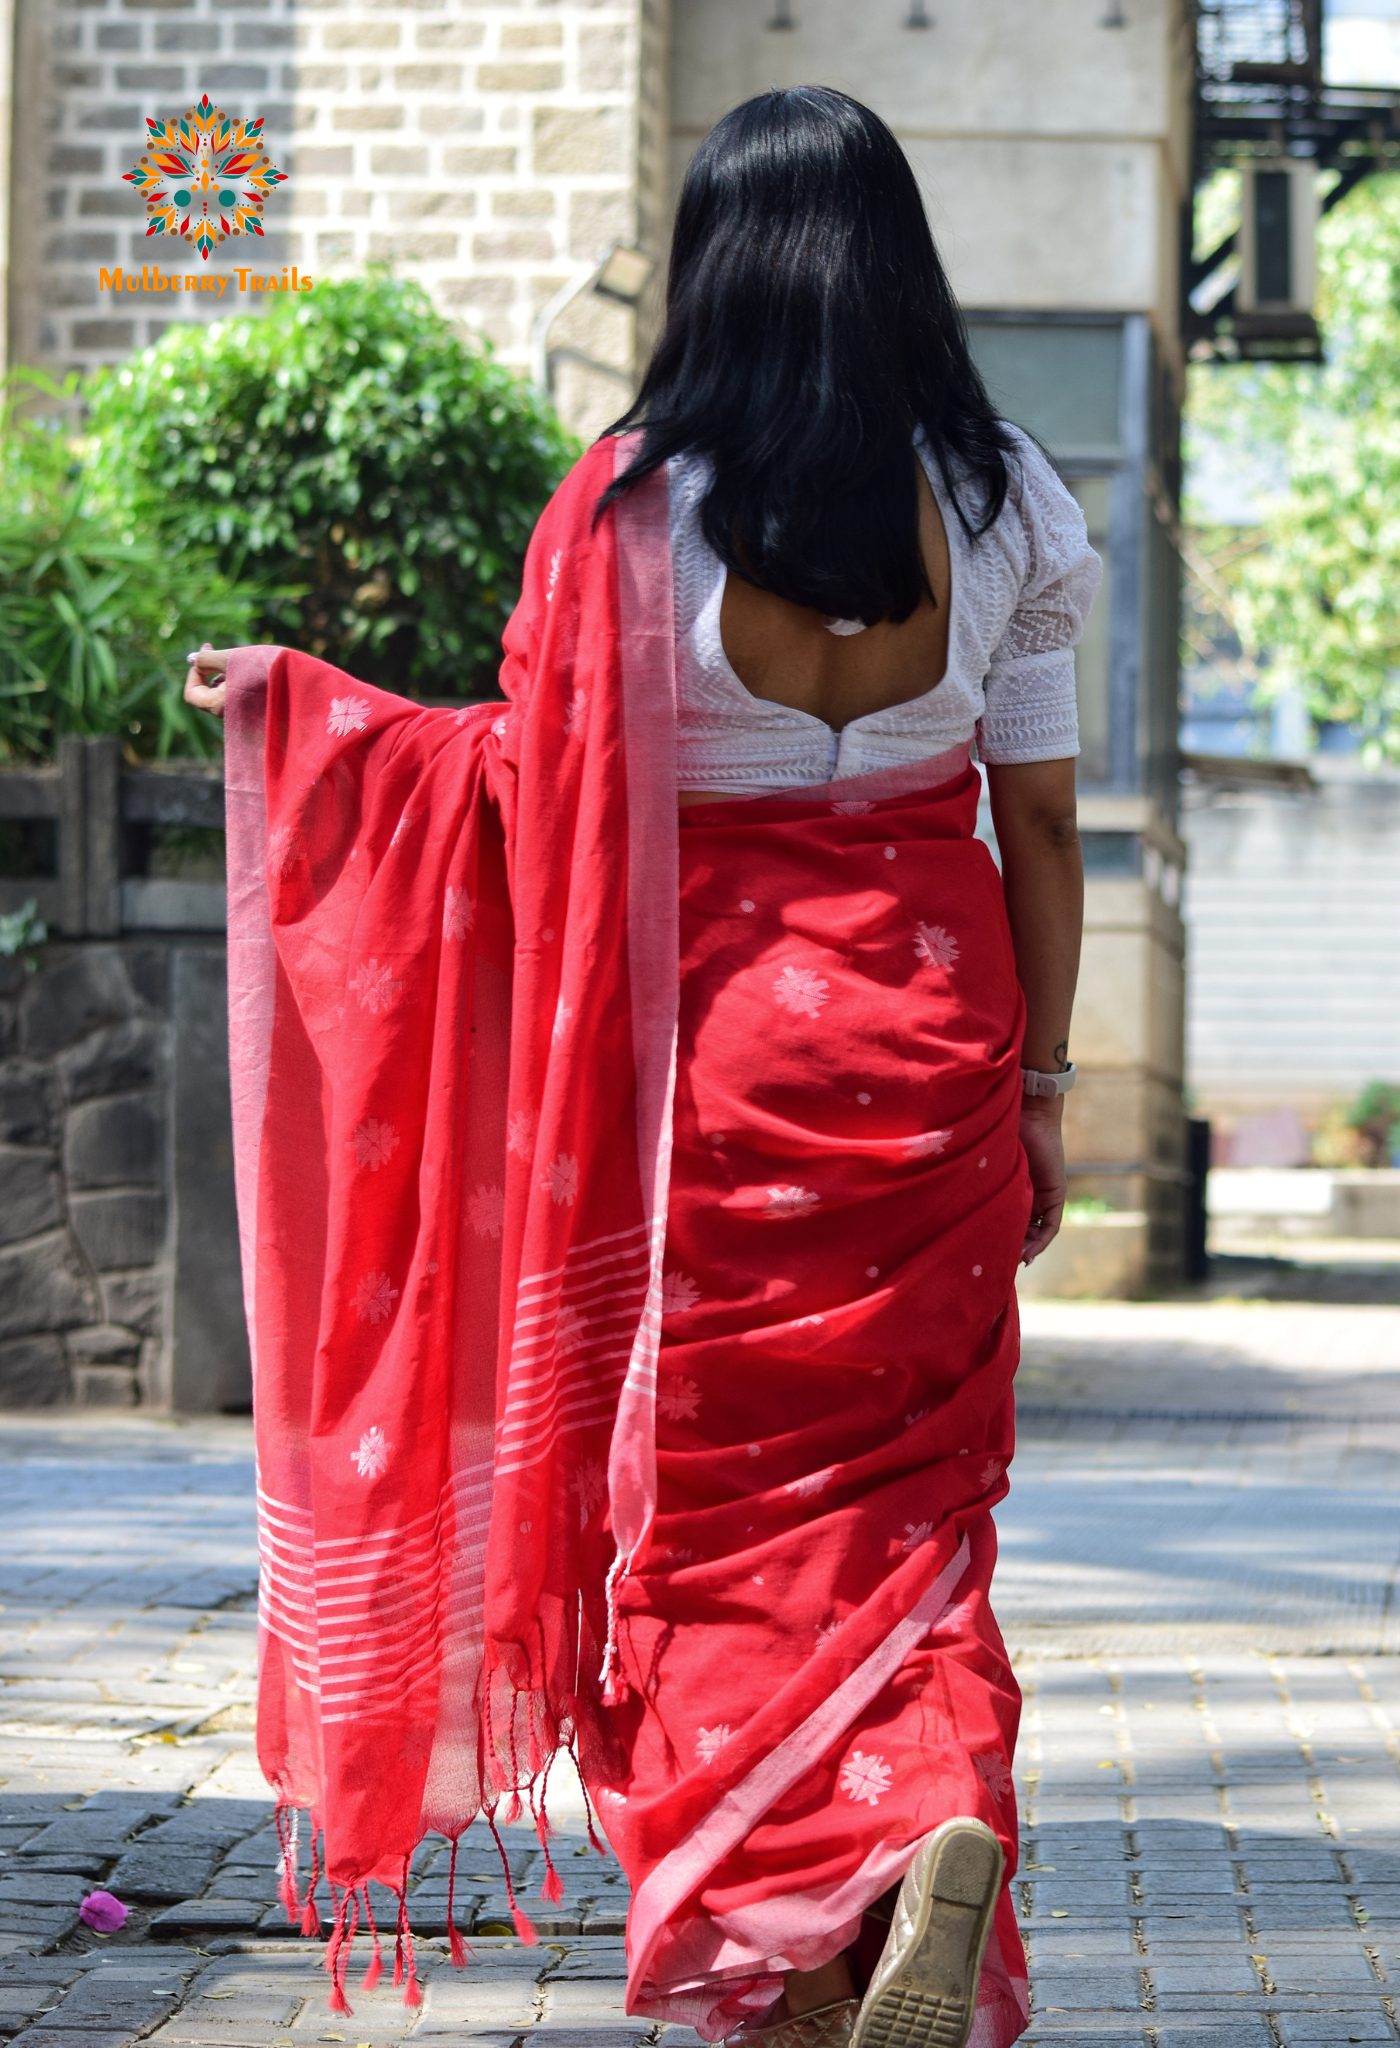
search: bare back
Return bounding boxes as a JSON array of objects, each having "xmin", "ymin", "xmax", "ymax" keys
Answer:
[{"xmin": 679, "ymin": 465, "xmax": 952, "ymax": 807}]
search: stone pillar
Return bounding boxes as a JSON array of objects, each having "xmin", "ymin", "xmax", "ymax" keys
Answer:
[
  {"xmin": 1020, "ymin": 796, "xmax": 1188, "ymax": 1300},
  {"xmin": 170, "ymin": 948, "xmax": 250, "ymax": 1413}
]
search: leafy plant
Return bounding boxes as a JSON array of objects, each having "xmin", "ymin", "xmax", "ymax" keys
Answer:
[
  {"xmin": 83, "ymin": 271, "xmax": 577, "ymax": 700},
  {"xmin": 1186, "ymin": 176, "xmax": 1400, "ymax": 759},
  {"xmin": 0, "ymin": 897, "xmax": 48, "ymax": 971},
  {"xmin": 1345, "ymin": 1080, "xmax": 1400, "ymax": 1169},
  {"xmin": 0, "ymin": 372, "xmax": 259, "ymax": 762},
  {"xmin": 1311, "ymin": 1107, "xmax": 1365, "ymax": 1170}
]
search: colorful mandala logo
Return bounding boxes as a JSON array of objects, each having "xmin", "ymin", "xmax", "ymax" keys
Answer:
[{"xmin": 122, "ymin": 95, "xmax": 286, "ymax": 262}]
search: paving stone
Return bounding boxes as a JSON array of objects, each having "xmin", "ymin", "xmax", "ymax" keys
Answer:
[
  {"xmin": 11, "ymin": 1332, "xmax": 1400, "ymax": 2042},
  {"xmin": 0, "ymin": 1986, "xmax": 66, "ymax": 2027},
  {"xmin": 538, "ymin": 1979, "xmax": 630, "ymax": 2018},
  {"xmin": 1029, "ymin": 1975, "xmax": 1147, "ymax": 2012},
  {"xmin": 202, "ymin": 1876, "xmax": 279, "ymax": 1903},
  {"xmin": 1279, "ymin": 2018, "xmax": 1396, "ymax": 2040},
  {"xmin": 523, "ymin": 2034, "xmax": 651, "ymax": 2048},
  {"xmin": 0, "ymin": 1872, "xmax": 87, "ymax": 1906},
  {"xmin": 253, "ymin": 1909, "xmax": 308, "ymax": 1939},
  {"xmin": 0, "ymin": 1963, "xmax": 86, "ymax": 1990},
  {"xmin": 1147, "ymin": 1955, "xmax": 1262, "ymax": 1993},
  {"xmin": 215, "ymin": 1834, "xmax": 282, "ymax": 1875},
  {"xmin": 578, "ymin": 1903, "xmax": 627, "ymax": 1934},
  {"xmin": 1251, "ymin": 1897, "xmax": 1364, "ymax": 1931},
  {"xmin": 6, "ymin": 2034, "xmax": 134, "ymax": 2048},
  {"xmin": 108, "ymin": 1850, "xmax": 218, "ymax": 1904},
  {"xmin": 1139, "ymin": 1870, "xmax": 1239, "ymax": 1897},
  {"xmin": 41, "ymin": 1979, "xmax": 189, "ymax": 2031},
  {"xmin": 174, "ymin": 1991, "xmax": 301, "ymax": 2025},
  {"xmin": 1022, "ymin": 2023, "xmax": 1151, "ymax": 2041},
  {"xmin": 1136, "ymin": 1912, "xmax": 1246, "ymax": 1941},
  {"xmin": 1264, "ymin": 1955, "xmax": 1388, "ymax": 1990},
  {"xmin": 22, "ymin": 1796, "xmax": 179, "ymax": 1860},
  {"xmin": 150, "ymin": 1902, "xmax": 266, "ymax": 1936},
  {"xmin": 541, "ymin": 1945, "xmax": 626, "ymax": 1979},
  {"xmin": 1152, "ymin": 2030, "xmax": 1276, "ymax": 2046}
]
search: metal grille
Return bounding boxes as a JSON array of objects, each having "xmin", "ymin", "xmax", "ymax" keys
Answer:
[{"xmin": 1197, "ymin": 0, "xmax": 1312, "ymax": 83}]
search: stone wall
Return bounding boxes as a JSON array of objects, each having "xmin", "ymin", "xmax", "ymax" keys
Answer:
[
  {"xmin": 0, "ymin": 936, "xmax": 249, "ymax": 1411},
  {"xmin": 8, "ymin": 0, "xmax": 667, "ymax": 437}
]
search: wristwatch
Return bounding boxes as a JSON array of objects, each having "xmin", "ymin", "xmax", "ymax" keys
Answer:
[{"xmin": 1021, "ymin": 1062, "xmax": 1076, "ymax": 1098}]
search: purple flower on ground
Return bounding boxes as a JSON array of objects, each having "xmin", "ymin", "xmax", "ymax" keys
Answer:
[{"xmin": 79, "ymin": 1891, "xmax": 128, "ymax": 1933}]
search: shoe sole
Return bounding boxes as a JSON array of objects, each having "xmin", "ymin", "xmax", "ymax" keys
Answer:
[{"xmin": 850, "ymin": 1819, "xmax": 1004, "ymax": 2048}]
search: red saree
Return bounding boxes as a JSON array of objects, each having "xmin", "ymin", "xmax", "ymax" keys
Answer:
[
  {"xmin": 223, "ymin": 435, "xmax": 1030, "ymax": 2046},
  {"xmin": 607, "ymin": 774, "xmax": 1028, "ymax": 2045}
]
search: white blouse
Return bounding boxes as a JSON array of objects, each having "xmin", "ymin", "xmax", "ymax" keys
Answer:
[{"xmin": 669, "ymin": 426, "xmax": 1101, "ymax": 794}]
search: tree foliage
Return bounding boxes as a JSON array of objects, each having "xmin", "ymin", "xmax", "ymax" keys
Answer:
[
  {"xmin": 1187, "ymin": 176, "xmax": 1400, "ymax": 758},
  {"xmin": 83, "ymin": 271, "xmax": 577, "ymax": 700},
  {"xmin": 0, "ymin": 373, "xmax": 258, "ymax": 762}
]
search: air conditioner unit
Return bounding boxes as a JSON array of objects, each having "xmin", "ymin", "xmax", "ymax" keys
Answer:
[{"xmin": 1237, "ymin": 158, "xmax": 1319, "ymax": 315}]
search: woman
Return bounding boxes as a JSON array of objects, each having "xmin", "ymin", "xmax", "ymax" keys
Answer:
[{"xmin": 187, "ymin": 87, "xmax": 1093, "ymax": 2048}]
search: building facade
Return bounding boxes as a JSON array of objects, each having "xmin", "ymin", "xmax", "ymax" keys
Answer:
[{"xmin": 1, "ymin": 0, "xmax": 1193, "ymax": 1296}]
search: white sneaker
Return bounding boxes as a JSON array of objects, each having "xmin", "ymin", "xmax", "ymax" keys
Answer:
[{"xmin": 850, "ymin": 1818, "xmax": 1004, "ymax": 2048}]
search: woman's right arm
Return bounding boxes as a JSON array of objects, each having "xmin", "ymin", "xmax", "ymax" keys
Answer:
[
  {"xmin": 986, "ymin": 756, "xmax": 1084, "ymax": 1266},
  {"xmin": 183, "ymin": 644, "xmax": 232, "ymax": 718}
]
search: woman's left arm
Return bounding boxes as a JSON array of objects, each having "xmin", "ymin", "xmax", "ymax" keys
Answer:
[{"xmin": 985, "ymin": 757, "xmax": 1083, "ymax": 1264}]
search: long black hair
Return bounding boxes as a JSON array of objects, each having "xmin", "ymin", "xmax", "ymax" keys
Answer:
[{"xmin": 599, "ymin": 87, "xmax": 1014, "ymax": 627}]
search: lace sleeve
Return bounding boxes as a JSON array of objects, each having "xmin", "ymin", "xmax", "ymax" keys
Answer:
[{"xmin": 976, "ymin": 436, "xmax": 1102, "ymax": 767}]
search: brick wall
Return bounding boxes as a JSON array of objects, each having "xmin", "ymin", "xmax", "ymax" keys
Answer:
[{"xmin": 8, "ymin": 0, "xmax": 669, "ymax": 435}]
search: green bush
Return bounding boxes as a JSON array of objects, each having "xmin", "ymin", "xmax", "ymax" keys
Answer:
[
  {"xmin": 83, "ymin": 271, "xmax": 577, "ymax": 700},
  {"xmin": 0, "ymin": 373, "xmax": 259, "ymax": 762},
  {"xmin": 1346, "ymin": 1080, "xmax": 1400, "ymax": 1168}
]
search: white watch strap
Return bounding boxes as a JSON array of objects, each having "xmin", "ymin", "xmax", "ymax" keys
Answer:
[{"xmin": 1021, "ymin": 1062, "xmax": 1076, "ymax": 1098}]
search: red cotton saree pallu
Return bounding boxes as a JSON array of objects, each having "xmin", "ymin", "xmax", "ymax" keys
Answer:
[{"xmin": 221, "ymin": 432, "xmax": 1031, "ymax": 2047}]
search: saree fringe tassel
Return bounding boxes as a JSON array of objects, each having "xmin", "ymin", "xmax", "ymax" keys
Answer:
[
  {"xmin": 325, "ymin": 1890, "xmax": 358, "ymax": 2015},
  {"xmin": 299, "ymin": 1826, "xmax": 321, "ymax": 1939},
  {"xmin": 396, "ymin": 1888, "xmax": 422, "ymax": 2008},
  {"xmin": 445, "ymin": 1838, "xmax": 472, "ymax": 1969},
  {"xmin": 359, "ymin": 1886, "xmax": 383, "ymax": 1989},
  {"xmin": 485, "ymin": 1807, "xmax": 538, "ymax": 1946},
  {"xmin": 530, "ymin": 1772, "xmax": 564, "ymax": 1905},
  {"xmin": 274, "ymin": 1805, "xmax": 299, "ymax": 1924}
]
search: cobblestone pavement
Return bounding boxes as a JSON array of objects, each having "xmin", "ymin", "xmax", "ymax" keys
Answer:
[{"xmin": 3, "ymin": 1291, "xmax": 1400, "ymax": 2048}]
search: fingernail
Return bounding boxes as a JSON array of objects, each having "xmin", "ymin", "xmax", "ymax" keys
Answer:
[{"xmin": 185, "ymin": 652, "xmax": 198, "ymax": 663}]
